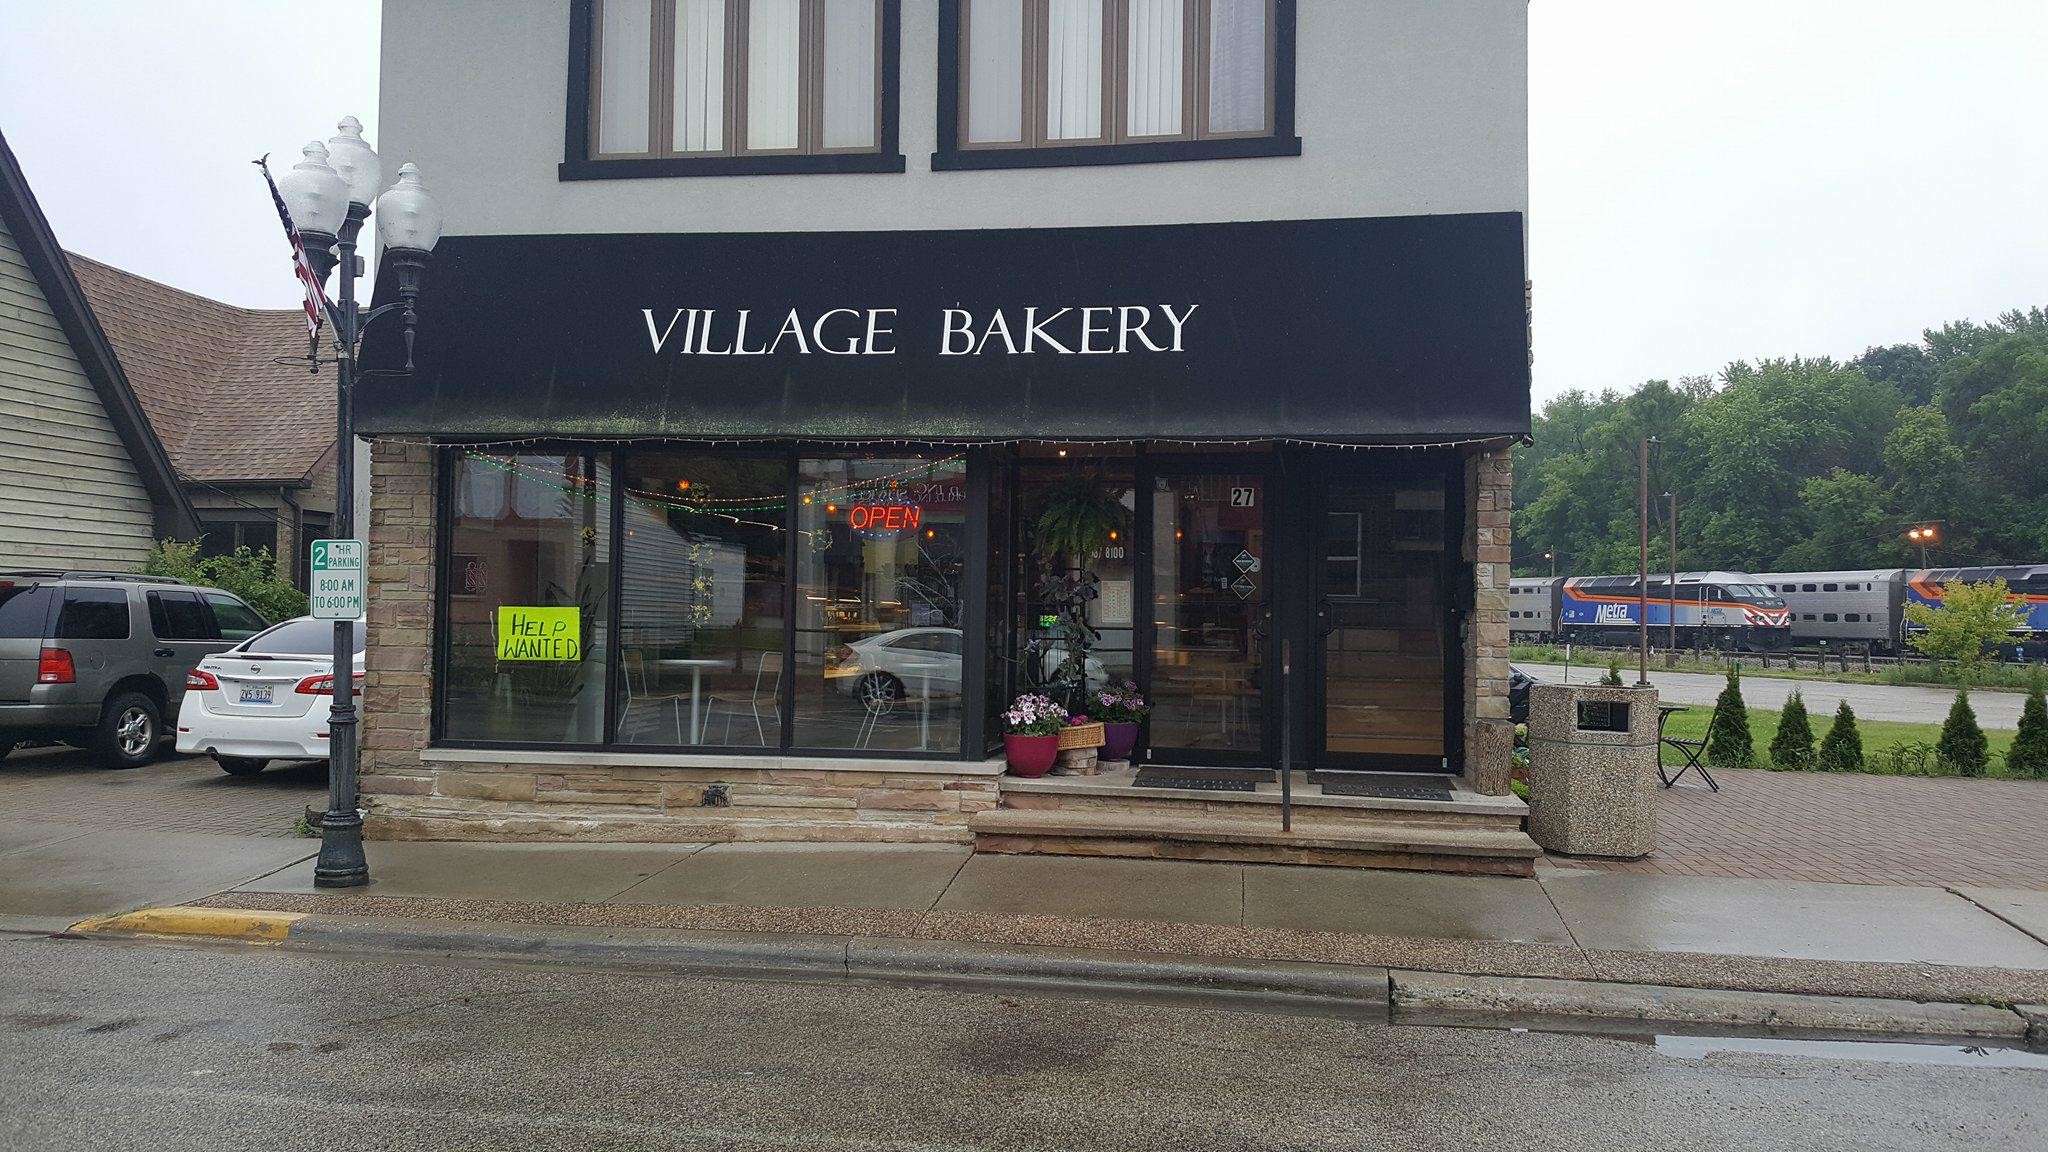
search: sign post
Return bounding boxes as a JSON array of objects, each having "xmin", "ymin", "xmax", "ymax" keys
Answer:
[{"xmin": 309, "ymin": 538, "xmax": 365, "ymax": 620}]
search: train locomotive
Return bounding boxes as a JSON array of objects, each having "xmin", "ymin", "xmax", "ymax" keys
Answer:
[
  {"xmin": 1509, "ymin": 571, "xmax": 1791, "ymax": 651},
  {"xmin": 1512, "ymin": 565, "xmax": 2048, "ymax": 656}
]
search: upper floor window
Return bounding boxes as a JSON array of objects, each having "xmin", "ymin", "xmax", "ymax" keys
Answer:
[
  {"xmin": 938, "ymin": 0, "xmax": 1297, "ymax": 170},
  {"xmin": 566, "ymin": 0, "xmax": 905, "ymax": 178}
]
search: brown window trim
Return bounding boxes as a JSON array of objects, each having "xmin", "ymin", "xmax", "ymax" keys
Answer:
[
  {"xmin": 938, "ymin": 0, "xmax": 1295, "ymax": 170},
  {"xmin": 564, "ymin": 0, "xmax": 904, "ymax": 180}
]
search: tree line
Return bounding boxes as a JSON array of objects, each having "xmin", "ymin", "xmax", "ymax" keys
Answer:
[{"xmin": 1514, "ymin": 307, "xmax": 2048, "ymax": 576}]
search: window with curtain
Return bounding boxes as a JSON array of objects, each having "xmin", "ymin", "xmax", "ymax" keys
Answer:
[
  {"xmin": 959, "ymin": 0, "xmax": 1273, "ymax": 148},
  {"xmin": 591, "ymin": 0, "xmax": 882, "ymax": 159}
]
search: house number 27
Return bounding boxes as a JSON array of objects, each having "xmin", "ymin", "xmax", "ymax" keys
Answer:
[{"xmin": 1229, "ymin": 487, "xmax": 1256, "ymax": 507}]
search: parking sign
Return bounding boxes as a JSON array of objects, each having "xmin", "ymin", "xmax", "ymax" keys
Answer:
[{"xmin": 309, "ymin": 539, "xmax": 365, "ymax": 620}]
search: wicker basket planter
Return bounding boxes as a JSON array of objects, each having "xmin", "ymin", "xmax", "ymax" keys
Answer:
[{"xmin": 1056, "ymin": 721, "xmax": 1106, "ymax": 750}]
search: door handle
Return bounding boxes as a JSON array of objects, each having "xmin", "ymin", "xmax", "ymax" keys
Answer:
[{"xmin": 154, "ymin": 648, "xmax": 175, "ymax": 658}]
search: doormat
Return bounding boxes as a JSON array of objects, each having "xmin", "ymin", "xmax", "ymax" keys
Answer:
[
  {"xmin": 1311, "ymin": 773, "xmax": 1453, "ymax": 802},
  {"xmin": 1133, "ymin": 768, "xmax": 1268, "ymax": 792}
]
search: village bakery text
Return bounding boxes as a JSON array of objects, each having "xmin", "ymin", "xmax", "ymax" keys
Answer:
[{"xmin": 641, "ymin": 304, "xmax": 1202, "ymax": 358}]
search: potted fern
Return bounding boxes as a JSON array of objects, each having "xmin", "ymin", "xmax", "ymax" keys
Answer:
[{"xmin": 1028, "ymin": 473, "xmax": 1129, "ymax": 727}]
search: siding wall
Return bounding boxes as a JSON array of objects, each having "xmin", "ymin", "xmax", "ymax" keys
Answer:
[{"xmin": 0, "ymin": 218, "xmax": 156, "ymax": 569}]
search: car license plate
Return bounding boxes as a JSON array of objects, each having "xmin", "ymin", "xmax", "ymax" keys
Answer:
[{"xmin": 239, "ymin": 684, "xmax": 275, "ymax": 705}]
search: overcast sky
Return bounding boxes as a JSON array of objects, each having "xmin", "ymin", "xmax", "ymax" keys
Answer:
[{"xmin": 2, "ymin": 1, "xmax": 2042, "ymax": 406}]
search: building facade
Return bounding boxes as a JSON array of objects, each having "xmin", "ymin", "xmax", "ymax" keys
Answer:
[
  {"xmin": 361, "ymin": 0, "xmax": 1530, "ymax": 855},
  {"xmin": 0, "ymin": 131, "xmax": 197, "ymax": 569}
]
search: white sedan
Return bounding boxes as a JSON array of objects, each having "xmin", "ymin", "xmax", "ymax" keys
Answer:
[{"xmin": 175, "ymin": 616, "xmax": 365, "ymax": 775}]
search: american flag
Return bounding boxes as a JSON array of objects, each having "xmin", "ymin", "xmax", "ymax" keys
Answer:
[{"xmin": 254, "ymin": 154, "xmax": 332, "ymax": 354}]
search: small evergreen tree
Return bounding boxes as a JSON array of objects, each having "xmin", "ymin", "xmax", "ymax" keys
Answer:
[
  {"xmin": 1936, "ymin": 689, "xmax": 1990, "ymax": 777},
  {"xmin": 1769, "ymin": 689, "xmax": 1816, "ymax": 770},
  {"xmin": 2010, "ymin": 678, "xmax": 2048, "ymax": 779},
  {"xmin": 1706, "ymin": 667, "xmax": 1754, "ymax": 767},
  {"xmin": 1817, "ymin": 700, "xmax": 1864, "ymax": 772},
  {"xmin": 1601, "ymin": 661, "xmax": 1624, "ymax": 686}
]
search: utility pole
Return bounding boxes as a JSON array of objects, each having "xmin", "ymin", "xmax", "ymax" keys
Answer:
[
  {"xmin": 1544, "ymin": 550, "xmax": 1555, "ymax": 578},
  {"xmin": 1665, "ymin": 491, "xmax": 1677, "ymax": 664},
  {"xmin": 1638, "ymin": 437, "xmax": 1657, "ymax": 686}
]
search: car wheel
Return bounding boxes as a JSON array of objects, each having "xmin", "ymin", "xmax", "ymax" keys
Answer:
[
  {"xmin": 215, "ymin": 756, "xmax": 269, "ymax": 777},
  {"xmin": 92, "ymin": 692, "xmax": 161, "ymax": 769},
  {"xmin": 857, "ymin": 671, "xmax": 904, "ymax": 714}
]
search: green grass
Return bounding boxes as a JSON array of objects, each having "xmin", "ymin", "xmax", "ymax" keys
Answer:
[{"xmin": 1652, "ymin": 705, "xmax": 2032, "ymax": 778}]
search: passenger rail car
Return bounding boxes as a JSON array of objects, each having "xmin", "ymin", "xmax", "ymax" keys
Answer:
[{"xmin": 1751, "ymin": 570, "xmax": 1905, "ymax": 651}]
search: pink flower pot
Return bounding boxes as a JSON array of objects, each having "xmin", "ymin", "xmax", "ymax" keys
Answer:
[
  {"xmin": 1100, "ymin": 721, "xmax": 1140, "ymax": 761},
  {"xmin": 1004, "ymin": 733, "xmax": 1060, "ymax": 777}
]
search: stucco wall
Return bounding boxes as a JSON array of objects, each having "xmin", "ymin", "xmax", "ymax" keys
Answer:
[{"xmin": 378, "ymin": 0, "xmax": 1529, "ymax": 238}]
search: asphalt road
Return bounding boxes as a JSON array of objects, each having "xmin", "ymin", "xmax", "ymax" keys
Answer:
[
  {"xmin": 1525, "ymin": 665, "xmax": 2027, "ymax": 728},
  {"xmin": 3, "ymin": 935, "xmax": 2042, "ymax": 1152}
]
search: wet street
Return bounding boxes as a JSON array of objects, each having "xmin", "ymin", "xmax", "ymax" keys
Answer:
[{"xmin": 3, "ymin": 933, "xmax": 2041, "ymax": 1152}]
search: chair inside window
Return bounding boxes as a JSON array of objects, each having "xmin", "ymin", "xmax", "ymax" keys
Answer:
[{"xmin": 707, "ymin": 652, "xmax": 782, "ymax": 746}]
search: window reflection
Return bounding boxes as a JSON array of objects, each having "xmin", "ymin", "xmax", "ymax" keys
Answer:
[
  {"xmin": 444, "ymin": 452, "xmax": 611, "ymax": 743},
  {"xmin": 617, "ymin": 452, "xmax": 787, "ymax": 747},
  {"xmin": 794, "ymin": 456, "xmax": 968, "ymax": 752}
]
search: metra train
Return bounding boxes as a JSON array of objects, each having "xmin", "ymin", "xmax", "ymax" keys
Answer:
[{"xmin": 1510, "ymin": 566, "xmax": 2048, "ymax": 654}]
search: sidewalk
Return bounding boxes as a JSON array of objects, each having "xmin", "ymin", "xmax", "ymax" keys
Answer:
[{"xmin": 168, "ymin": 840, "xmax": 2048, "ymax": 1007}]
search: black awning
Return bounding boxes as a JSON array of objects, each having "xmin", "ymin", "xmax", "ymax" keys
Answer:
[{"xmin": 359, "ymin": 212, "xmax": 1530, "ymax": 442}]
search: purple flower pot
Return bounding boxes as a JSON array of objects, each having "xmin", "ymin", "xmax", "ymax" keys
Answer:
[
  {"xmin": 1100, "ymin": 721, "xmax": 1140, "ymax": 761},
  {"xmin": 1004, "ymin": 734, "xmax": 1060, "ymax": 777}
]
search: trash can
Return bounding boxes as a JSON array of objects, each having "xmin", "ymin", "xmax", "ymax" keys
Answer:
[{"xmin": 1526, "ymin": 683, "xmax": 1659, "ymax": 858}]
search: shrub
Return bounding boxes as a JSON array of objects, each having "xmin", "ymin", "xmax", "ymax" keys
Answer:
[
  {"xmin": 1705, "ymin": 667, "xmax": 1754, "ymax": 767},
  {"xmin": 1769, "ymin": 689, "xmax": 1816, "ymax": 770},
  {"xmin": 1817, "ymin": 699, "xmax": 1863, "ymax": 772},
  {"xmin": 143, "ymin": 538, "xmax": 307, "ymax": 623},
  {"xmin": 1601, "ymin": 661, "xmax": 1624, "ymax": 686},
  {"xmin": 1936, "ymin": 690, "xmax": 1990, "ymax": 777},
  {"xmin": 2009, "ymin": 679, "xmax": 2048, "ymax": 779}
]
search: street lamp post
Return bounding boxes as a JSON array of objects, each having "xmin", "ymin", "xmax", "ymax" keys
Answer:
[
  {"xmin": 1544, "ymin": 551, "xmax": 1555, "ymax": 578},
  {"xmin": 277, "ymin": 117, "xmax": 443, "ymax": 889},
  {"xmin": 1638, "ymin": 437, "xmax": 1659, "ymax": 686},
  {"xmin": 1906, "ymin": 523, "xmax": 1943, "ymax": 570},
  {"xmin": 1664, "ymin": 491, "xmax": 1677, "ymax": 666}
]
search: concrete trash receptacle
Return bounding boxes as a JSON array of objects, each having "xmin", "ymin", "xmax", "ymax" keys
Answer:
[{"xmin": 1526, "ymin": 683, "xmax": 1659, "ymax": 858}]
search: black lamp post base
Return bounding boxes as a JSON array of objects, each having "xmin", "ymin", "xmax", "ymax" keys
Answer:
[{"xmin": 313, "ymin": 810, "xmax": 370, "ymax": 888}]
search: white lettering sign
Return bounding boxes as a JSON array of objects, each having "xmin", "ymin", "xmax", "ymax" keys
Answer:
[{"xmin": 642, "ymin": 304, "xmax": 1199, "ymax": 357}]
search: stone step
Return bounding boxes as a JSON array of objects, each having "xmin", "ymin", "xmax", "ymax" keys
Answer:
[
  {"xmin": 969, "ymin": 808, "xmax": 1542, "ymax": 877},
  {"xmin": 996, "ymin": 770, "xmax": 1529, "ymax": 832}
]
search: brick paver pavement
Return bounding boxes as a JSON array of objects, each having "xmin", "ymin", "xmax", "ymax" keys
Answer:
[
  {"xmin": 1548, "ymin": 768, "xmax": 2048, "ymax": 890},
  {"xmin": 0, "ymin": 746, "xmax": 324, "ymax": 838}
]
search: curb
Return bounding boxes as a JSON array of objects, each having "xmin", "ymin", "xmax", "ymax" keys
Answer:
[
  {"xmin": 67, "ymin": 908, "xmax": 2043, "ymax": 1045},
  {"xmin": 1391, "ymin": 970, "xmax": 2034, "ymax": 1044},
  {"xmin": 70, "ymin": 907, "xmax": 308, "ymax": 941}
]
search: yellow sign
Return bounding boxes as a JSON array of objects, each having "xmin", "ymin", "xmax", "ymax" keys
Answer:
[{"xmin": 497, "ymin": 606, "xmax": 581, "ymax": 662}]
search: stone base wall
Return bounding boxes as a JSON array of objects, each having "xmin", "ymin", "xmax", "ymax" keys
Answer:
[
  {"xmin": 369, "ymin": 759, "xmax": 998, "ymax": 843},
  {"xmin": 359, "ymin": 438, "xmax": 995, "ymax": 844},
  {"xmin": 1462, "ymin": 446, "xmax": 1514, "ymax": 793}
]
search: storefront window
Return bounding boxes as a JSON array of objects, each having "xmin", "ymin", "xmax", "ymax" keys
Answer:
[
  {"xmin": 1019, "ymin": 467, "xmax": 1136, "ymax": 693},
  {"xmin": 793, "ymin": 455, "xmax": 968, "ymax": 752},
  {"xmin": 617, "ymin": 451, "xmax": 789, "ymax": 747},
  {"xmin": 443, "ymin": 451, "xmax": 612, "ymax": 743}
]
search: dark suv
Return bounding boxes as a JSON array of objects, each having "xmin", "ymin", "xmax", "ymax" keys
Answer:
[{"xmin": 0, "ymin": 572, "xmax": 270, "ymax": 768}]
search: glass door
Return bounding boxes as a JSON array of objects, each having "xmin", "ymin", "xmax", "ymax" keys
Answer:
[
  {"xmin": 1147, "ymin": 470, "xmax": 1269, "ymax": 765},
  {"xmin": 1317, "ymin": 475, "xmax": 1449, "ymax": 770}
]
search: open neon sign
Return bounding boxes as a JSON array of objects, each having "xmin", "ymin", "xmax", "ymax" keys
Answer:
[{"xmin": 846, "ymin": 504, "xmax": 923, "ymax": 535}]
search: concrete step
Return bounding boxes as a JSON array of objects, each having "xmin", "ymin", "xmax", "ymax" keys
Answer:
[{"xmin": 969, "ymin": 808, "xmax": 1542, "ymax": 877}]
